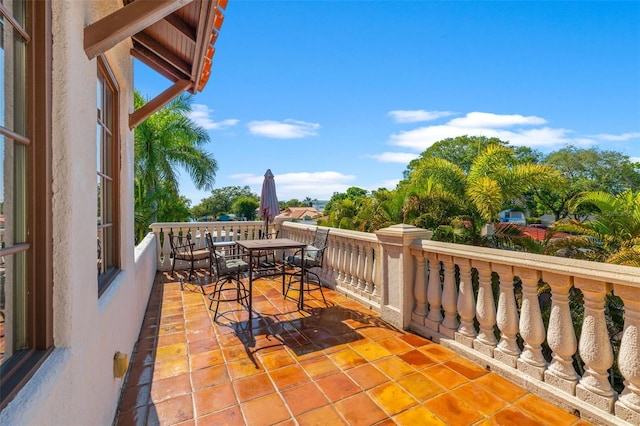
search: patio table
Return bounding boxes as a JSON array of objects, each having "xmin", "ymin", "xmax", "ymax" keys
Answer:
[{"xmin": 235, "ymin": 238, "xmax": 307, "ymax": 318}]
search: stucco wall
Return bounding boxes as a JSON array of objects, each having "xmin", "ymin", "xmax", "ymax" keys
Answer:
[{"xmin": 0, "ymin": 1, "xmax": 154, "ymax": 424}]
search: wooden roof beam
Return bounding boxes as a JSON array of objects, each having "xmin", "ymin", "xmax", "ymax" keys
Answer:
[
  {"xmin": 133, "ymin": 32, "xmax": 192, "ymax": 76},
  {"xmin": 130, "ymin": 43, "xmax": 189, "ymax": 82},
  {"xmin": 129, "ymin": 79, "xmax": 193, "ymax": 129},
  {"xmin": 84, "ymin": 0, "xmax": 194, "ymax": 59},
  {"xmin": 164, "ymin": 13, "xmax": 197, "ymax": 42}
]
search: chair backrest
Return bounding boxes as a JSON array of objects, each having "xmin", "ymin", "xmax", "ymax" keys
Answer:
[
  {"xmin": 168, "ymin": 231, "xmax": 193, "ymax": 257},
  {"xmin": 311, "ymin": 228, "xmax": 330, "ymax": 250},
  {"xmin": 306, "ymin": 228, "xmax": 329, "ymax": 264}
]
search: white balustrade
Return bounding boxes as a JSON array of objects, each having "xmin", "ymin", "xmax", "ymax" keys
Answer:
[{"xmin": 147, "ymin": 221, "xmax": 640, "ymax": 424}]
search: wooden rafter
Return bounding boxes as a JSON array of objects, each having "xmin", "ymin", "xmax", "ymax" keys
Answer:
[
  {"xmin": 164, "ymin": 13, "xmax": 197, "ymax": 42},
  {"xmin": 130, "ymin": 43, "xmax": 189, "ymax": 82},
  {"xmin": 129, "ymin": 80, "xmax": 193, "ymax": 129},
  {"xmin": 84, "ymin": 0, "xmax": 193, "ymax": 59},
  {"xmin": 132, "ymin": 32, "xmax": 192, "ymax": 76}
]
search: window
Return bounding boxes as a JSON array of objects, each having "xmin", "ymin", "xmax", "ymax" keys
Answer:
[
  {"xmin": 0, "ymin": 0, "xmax": 53, "ymax": 409},
  {"xmin": 96, "ymin": 56, "xmax": 120, "ymax": 295}
]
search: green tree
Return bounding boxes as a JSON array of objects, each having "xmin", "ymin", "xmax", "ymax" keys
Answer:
[
  {"xmin": 134, "ymin": 90, "xmax": 217, "ymax": 242},
  {"xmin": 404, "ymin": 135, "xmax": 542, "ymax": 177},
  {"xmin": 191, "ymin": 186, "xmax": 257, "ymax": 220},
  {"xmin": 547, "ymin": 190, "xmax": 640, "ymax": 266},
  {"xmin": 232, "ymin": 196, "xmax": 259, "ymax": 220},
  {"xmin": 321, "ymin": 187, "xmax": 369, "ymax": 229},
  {"xmin": 537, "ymin": 146, "xmax": 640, "ymax": 220},
  {"xmin": 403, "ymin": 144, "xmax": 558, "ymax": 244}
]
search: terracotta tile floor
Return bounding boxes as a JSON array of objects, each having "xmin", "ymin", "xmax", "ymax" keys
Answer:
[{"xmin": 114, "ymin": 270, "xmax": 590, "ymax": 426}]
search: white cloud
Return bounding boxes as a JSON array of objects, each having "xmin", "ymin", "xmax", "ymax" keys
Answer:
[
  {"xmin": 368, "ymin": 152, "xmax": 420, "ymax": 163},
  {"xmin": 630, "ymin": 157, "xmax": 640, "ymax": 164},
  {"xmin": 388, "ymin": 110, "xmax": 455, "ymax": 123},
  {"xmin": 188, "ymin": 104, "xmax": 239, "ymax": 130},
  {"xmin": 247, "ymin": 119, "xmax": 320, "ymax": 139},
  {"xmin": 388, "ymin": 111, "xmax": 593, "ymax": 152},
  {"xmin": 591, "ymin": 132, "xmax": 640, "ymax": 141},
  {"xmin": 447, "ymin": 112, "xmax": 546, "ymax": 128},
  {"xmin": 230, "ymin": 170, "xmax": 355, "ymax": 200}
]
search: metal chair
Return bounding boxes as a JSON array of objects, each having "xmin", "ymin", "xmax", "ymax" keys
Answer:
[
  {"xmin": 205, "ymin": 232, "xmax": 250, "ymax": 320},
  {"xmin": 168, "ymin": 231, "xmax": 212, "ymax": 282},
  {"xmin": 285, "ymin": 228, "xmax": 330, "ymax": 305}
]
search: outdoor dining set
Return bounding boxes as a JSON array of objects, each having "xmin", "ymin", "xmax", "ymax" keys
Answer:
[{"xmin": 167, "ymin": 227, "xmax": 330, "ymax": 324}]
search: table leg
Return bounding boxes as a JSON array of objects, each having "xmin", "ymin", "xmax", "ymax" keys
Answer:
[
  {"xmin": 299, "ymin": 247, "xmax": 305, "ymax": 309},
  {"xmin": 248, "ymin": 251, "xmax": 253, "ymax": 324}
]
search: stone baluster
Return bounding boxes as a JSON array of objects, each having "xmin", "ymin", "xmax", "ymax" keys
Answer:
[
  {"xmin": 355, "ymin": 243, "xmax": 366, "ymax": 290},
  {"xmin": 515, "ymin": 267, "xmax": 547, "ymax": 380},
  {"xmin": 158, "ymin": 228, "xmax": 171, "ymax": 266},
  {"xmin": 543, "ymin": 271, "xmax": 579, "ymax": 394},
  {"xmin": 341, "ymin": 238, "xmax": 350, "ymax": 285},
  {"xmin": 614, "ymin": 284, "xmax": 640, "ymax": 425},
  {"xmin": 412, "ymin": 253, "xmax": 428, "ymax": 320},
  {"xmin": 325, "ymin": 237, "xmax": 335, "ymax": 280},
  {"xmin": 349, "ymin": 242, "xmax": 359, "ymax": 289},
  {"xmin": 455, "ymin": 258, "xmax": 476, "ymax": 347},
  {"xmin": 367, "ymin": 245, "xmax": 377, "ymax": 297},
  {"xmin": 574, "ymin": 277, "xmax": 616, "ymax": 412},
  {"xmin": 425, "ymin": 253, "xmax": 442, "ymax": 332},
  {"xmin": 361, "ymin": 244, "xmax": 372, "ymax": 294},
  {"xmin": 494, "ymin": 264, "xmax": 520, "ymax": 368},
  {"xmin": 335, "ymin": 238, "xmax": 345, "ymax": 282},
  {"xmin": 440, "ymin": 256, "xmax": 458, "ymax": 338},
  {"xmin": 473, "ymin": 260, "xmax": 497, "ymax": 356}
]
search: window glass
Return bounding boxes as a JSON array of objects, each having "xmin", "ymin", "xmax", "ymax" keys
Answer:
[
  {"xmin": 0, "ymin": 1, "xmax": 29, "ymax": 369},
  {"xmin": 0, "ymin": 17, "xmax": 28, "ymax": 136},
  {"xmin": 96, "ymin": 58, "xmax": 119, "ymax": 292}
]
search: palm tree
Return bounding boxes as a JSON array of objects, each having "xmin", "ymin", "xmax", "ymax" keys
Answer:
[
  {"xmin": 134, "ymin": 91, "xmax": 218, "ymax": 242},
  {"xmin": 404, "ymin": 144, "xmax": 559, "ymax": 244},
  {"xmin": 548, "ymin": 190, "xmax": 640, "ymax": 266}
]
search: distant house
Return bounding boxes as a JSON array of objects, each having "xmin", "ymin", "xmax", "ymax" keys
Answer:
[
  {"xmin": 281, "ymin": 207, "xmax": 323, "ymax": 220},
  {"xmin": 219, "ymin": 213, "xmax": 237, "ymax": 221},
  {"xmin": 499, "ymin": 209, "xmax": 526, "ymax": 225}
]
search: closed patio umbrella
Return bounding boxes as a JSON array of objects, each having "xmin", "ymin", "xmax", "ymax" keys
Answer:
[{"xmin": 259, "ymin": 169, "xmax": 280, "ymax": 238}]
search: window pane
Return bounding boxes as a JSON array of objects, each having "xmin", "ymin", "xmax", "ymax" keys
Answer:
[
  {"xmin": 0, "ymin": 250, "xmax": 28, "ymax": 366},
  {"xmin": 96, "ymin": 78, "xmax": 102, "ymax": 121},
  {"xmin": 0, "ymin": 20, "xmax": 28, "ymax": 136},
  {"xmin": 97, "ymin": 228, "xmax": 104, "ymax": 276},
  {"xmin": 97, "ymin": 174, "xmax": 102, "ymax": 225},
  {"xmin": 96, "ymin": 123, "xmax": 101, "ymax": 172},
  {"xmin": 0, "ymin": 0, "xmax": 27, "ymax": 29},
  {"xmin": 13, "ymin": 142, "xmax": 26, "ymax": 242}
]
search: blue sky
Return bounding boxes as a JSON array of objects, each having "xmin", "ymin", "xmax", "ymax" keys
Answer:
[{"xmin": 134, "ymin": 1, "xmax": 640, "ymax": 204}]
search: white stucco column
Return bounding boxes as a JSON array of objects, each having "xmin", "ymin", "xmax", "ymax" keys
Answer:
[{"xmin": 375, "ymin": 224, "xmax": 432, "ymax": 330}]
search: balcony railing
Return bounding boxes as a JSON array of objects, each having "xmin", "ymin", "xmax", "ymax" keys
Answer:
[{"xmin": 149, "ymin": 219, "xmax": 640, "ymax": 425}]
